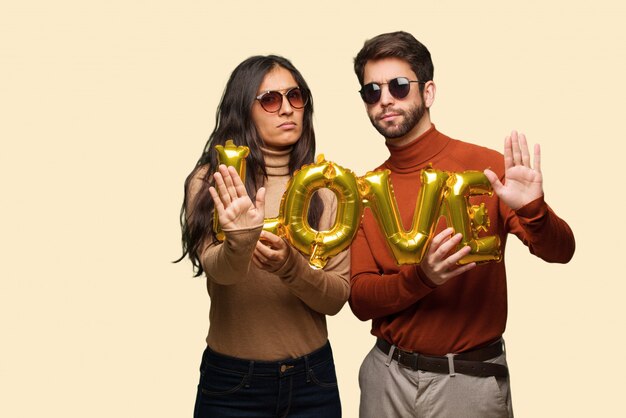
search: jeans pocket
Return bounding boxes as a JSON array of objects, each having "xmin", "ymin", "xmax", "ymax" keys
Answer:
[
  {"xmin": 308, "ymin": 359, "xmax": 338, "ymax": 388},
  {"xmin": 199, "ymin": 365, "xmax": 248, "ymax": 397}
]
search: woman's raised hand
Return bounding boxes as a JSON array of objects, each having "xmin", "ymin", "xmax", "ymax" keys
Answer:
[{"xmin": 208, "ymin": 165, "xmax": 266, "ymax": 230}]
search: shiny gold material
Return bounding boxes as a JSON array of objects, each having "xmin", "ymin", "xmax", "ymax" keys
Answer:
[
  {"xmin": 442, "ymin": 171, "xmax": 502, "ymax": 264},
  {"xmin": 261, "ymin": 217, "xmax": 282, "ymax": 236},
  {"xmin": 359, "ymin": 168, "xmax": 449, "ymax": 264},
  {"xmin": 278, "ymin": 155, "xmax": 362, "ymax": 269},
  {"xmin": 213, "ymin": 140, "xmax": 250, "ymax": 240},
  {"xmin": 211, "ymin": 142, "xmax": 501, "ymax": 268}
]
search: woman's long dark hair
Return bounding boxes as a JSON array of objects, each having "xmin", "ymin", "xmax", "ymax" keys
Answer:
[{"xmin": 177, "ymin": 55, "xmax": 323, "ymax": 276}]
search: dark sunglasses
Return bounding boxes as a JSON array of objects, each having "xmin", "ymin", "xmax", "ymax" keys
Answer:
[
  {"xmin": 359, "ymin": 77, "xmax": 426, "ymax": 105},
  {"xmin": 255, "ymin": 87, "xmax": 308, "ymax": 113}
]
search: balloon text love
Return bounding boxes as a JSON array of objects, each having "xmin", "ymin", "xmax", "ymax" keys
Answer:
[{"xmin": 214, "ymin": 140, "xmax": 501, "ymax": 269}]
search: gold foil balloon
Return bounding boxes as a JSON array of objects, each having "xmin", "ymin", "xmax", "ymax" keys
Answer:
[
  {"xmin": 358, "ymin": 168, "xmax": 449, "ymax": 264},
  {"xmin": 261, "ymin": 217, "xmax": 282, "ymax": 237},
  {"xmin": 278, "ymin": 155, "xmax": 362, "ymax": 269},
  {"xmin": 211, "ymin": 141, "xmax": 501, "ymax": 268},
  {"xmin": 469, "ymin": 203, "xmax": 490, "ymax": 235},
  {"xmin": 213, "ymin": 140, "xmax": 250, "ymax": 240},
  {"xmin": 442, "ymin": 171, "xmax": 502, "ymax": 264}
]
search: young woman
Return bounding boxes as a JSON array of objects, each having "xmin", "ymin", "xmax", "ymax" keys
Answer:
[{"xmin": 178, "ymin": 55, "xmax": 349, "ymax": 417}]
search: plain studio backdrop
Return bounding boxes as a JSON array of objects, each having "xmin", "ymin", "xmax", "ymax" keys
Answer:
[{"xmin": 1, "ymin": 1, "xmax": 624, "ymax": 417}]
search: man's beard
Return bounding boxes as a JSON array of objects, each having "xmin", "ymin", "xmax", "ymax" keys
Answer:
[{"xmin": 369, "ymin": 102, "xmax": 426, "ymax": 140}]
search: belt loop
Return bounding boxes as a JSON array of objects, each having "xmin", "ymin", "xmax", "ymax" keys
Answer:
[
  {"xmin": 385, "ymin": 345, "xmax": 396, "ymax": 368},
  {"xmin": 304, "ymin": 355, "xmax": 311, "ymax": 383},
  {"xmin": 244, "ymin": 361, "xmax": 254, "ymax": 388},
  {"xmin": 445, "ymin": 353, "xmax": 456, "ymax": 377}
]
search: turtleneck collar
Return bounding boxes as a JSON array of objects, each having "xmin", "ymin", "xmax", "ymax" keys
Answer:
[
  {"xmin": 261, "ymin": 146, "xmax": 291, "ymax": 176},
  {"xmin": 384, "ymin": 124, "xmax": 451, "ymax": 173}
]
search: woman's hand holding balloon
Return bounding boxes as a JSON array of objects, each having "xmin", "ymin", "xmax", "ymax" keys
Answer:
[
  {"xmin": 209, "ymin": 164, "xmax": 266, "ymax": 230},
  {"xmin": 253, "ymin": 231, "xmax": 290, "ymax": 272}
]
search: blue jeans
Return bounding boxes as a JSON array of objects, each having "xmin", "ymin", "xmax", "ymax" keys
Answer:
[{"xmin": 193, "ymin": 341, "xmax": 341, "ymax": 417}]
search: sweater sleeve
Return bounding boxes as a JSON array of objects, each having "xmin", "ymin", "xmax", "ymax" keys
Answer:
[
  {"xmin": 271, "ymin": 190, "xmax": 350, "ymax": 315},
  {"xmin": 348, "ymin": 221, "xmax": 437, "ymax": 321},
  {"xmin": 199, "ymin": 226, "xmax": 263, "ymax": 285},
  {"xmin": 272, "ymin": 243, "xmax": 350, "ymax": 315},
  {"xmin": 503, "ymin": 195, "xmax": 575, "ymax": 263}
]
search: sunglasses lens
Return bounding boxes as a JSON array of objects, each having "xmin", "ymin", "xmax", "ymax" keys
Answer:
[
  {"xmin": 286, "ymin": 88, "xmax": 306, "ymax": 109},
  {"xmin": 389, "ymin": 77, "xmax": 411, "ymax": 99},
  {"xmin": 360, "ymin": 83, "xmax": 381, "ymax": 104},
  {"xmin": 259, "ymin": 91, "xmax": 283, "ymax": 112}
]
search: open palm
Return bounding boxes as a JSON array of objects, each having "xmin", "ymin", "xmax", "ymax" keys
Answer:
[
  {"xmin": 209, "ymin": 164, "xmax": 266, "ymax": 230},
  {"xmin": 484, "ymin": 131, "xmax": 544, "ymax": 210}
]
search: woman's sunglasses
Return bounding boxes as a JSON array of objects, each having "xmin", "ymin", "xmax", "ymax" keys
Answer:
[
  {"xmin": 255, "ymin": 87, "xmax": 308, "ymax": 113},
  {"xmin": 359, "ymin": 77, "xmax": 426, "ymax": 105}
]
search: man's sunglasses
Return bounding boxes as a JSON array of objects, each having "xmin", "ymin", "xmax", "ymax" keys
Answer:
[
  {"xmin": 359, "ymin": 77, "xmax": 426, "ymax": 105},
  {"xmin": 255, "ymin": 87, "xmax": 308, "ymax": 113}
]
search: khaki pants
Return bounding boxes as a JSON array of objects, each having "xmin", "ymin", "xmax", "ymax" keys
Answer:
[{"xmin": 358, "ymin": 342, "xmax": 513, "ymax": 418}]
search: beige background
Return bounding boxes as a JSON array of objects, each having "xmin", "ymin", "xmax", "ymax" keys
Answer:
[{"xmin": 1, "ymin": 0, "xmax": 624, "ymax": 416}]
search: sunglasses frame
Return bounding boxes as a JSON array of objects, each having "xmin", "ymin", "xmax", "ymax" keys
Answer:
[
  {"xmin": 255, "ymin": 87, "xmax": 308, "ymax": 113},
  {"xmin": 359, "ymin": 77, "xmax": 426, "ymax": 105}
]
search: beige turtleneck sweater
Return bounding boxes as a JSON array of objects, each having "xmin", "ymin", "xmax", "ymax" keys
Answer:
[{"xmin": 188, "ymin": 147, "xmax": 350, "ymax": 361}]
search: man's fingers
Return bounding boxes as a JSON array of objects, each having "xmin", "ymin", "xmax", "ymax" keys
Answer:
[
  {"xmin": 503, "ymin": 135, "xmax": 513, "ymax": 170},
  {"xmin": 510, "ymin": 130, "xmax": 522, "ymax": 166},
  {"xmin": 434, "ymin": 233, "xmax": 464, "ymax": 259},
  {"xmin": 436, "ymin": 248, "xmax": 474, "ymax": 280},
  {"xmin": 430, "ymin": 227, "xmax": 454, "ymax": 251},
  {"xmin": 519, "ymin": 133, "xmax": 530, "ymax": 167},
  {"xmin": 484, "ymin": 169, "xmax": 504, "ymax": 196},
  {"xmin": 445, "ymin": 262, "xmax": 477, "ymax": 279},
  {"xmin": 445, "ymin": 245, "xmax": 472, "ymax": 267},
  {"xmin": 534, "ymin": 143, "xmax": 541, "ymax": 173}
]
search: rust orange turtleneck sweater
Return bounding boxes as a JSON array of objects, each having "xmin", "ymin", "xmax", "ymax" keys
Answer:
[{"xmin": 349, "ymin": 125, "xmax": 575, "ymax": 355}]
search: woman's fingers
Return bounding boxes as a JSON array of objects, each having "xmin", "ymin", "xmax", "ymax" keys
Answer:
[
  {"xmin": 227, "ymin": 165, "xmax": 249, "ymax": 199},
  {"xmin": 212, "ymin": 171, "xmax": 232, "ymax": 206},
  {"xmin": 216, "ymin": 164, "xmax": 238, "ymax": 201},
  {"xmin": 208, "ymin": 186, "xmax": 225, "ymax": 213},
  {"xmin": 213, "ymin": 171, "xmax": 232, "ymax": 206},
  {"xmin": 255, "ymin": 187, "xmax": 266, "ymax": 216},
  {"xmin": 251, "ymin": 251, "xmax": 266, "ymax": 269}
]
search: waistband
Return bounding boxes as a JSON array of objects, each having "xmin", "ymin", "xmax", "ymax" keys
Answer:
[
  {"xmin": 376, "ymin": 338, "xmax": 508, "ymax": 378},
  {"xmin": 202, "ymin": 341, "xmax": 334, "ymax": 377}
]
